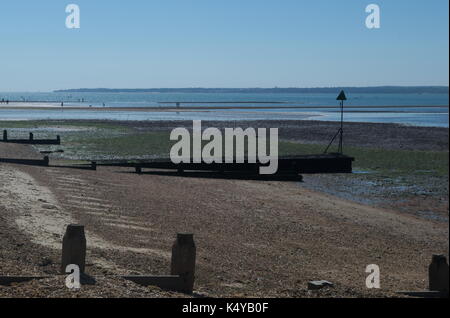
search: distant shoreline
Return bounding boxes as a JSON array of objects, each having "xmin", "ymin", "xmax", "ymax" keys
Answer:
[
  {"xmin": 53, "ymin": 86, "xmax": 449, "ymax": 94},
  {"xmin": 1, "ymin": 103, "xmax": 448, "ymax": 111}
]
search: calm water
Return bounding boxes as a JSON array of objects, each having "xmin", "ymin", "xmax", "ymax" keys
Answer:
[{"xmin": 0, "ymin": 92, "xmax": 448, "ymax": 127}]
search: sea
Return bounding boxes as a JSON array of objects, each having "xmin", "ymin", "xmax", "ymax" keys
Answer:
[{"xmin": 0, "ymin": 92, "xmax": 448, "ymax": 127}]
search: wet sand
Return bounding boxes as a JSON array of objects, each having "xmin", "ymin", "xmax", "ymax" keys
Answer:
[{"xmin": 89, "ymin": 119, "xmax": 449, "ymax": 151}]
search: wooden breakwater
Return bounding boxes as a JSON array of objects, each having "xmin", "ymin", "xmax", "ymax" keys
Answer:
[
  {"xmin": 2, "ymin": 130, "xmax": 61, "ymax": 145},
  {"xmin": 95, "ymin": 154, "xmax": 354, "ymax": 175}
]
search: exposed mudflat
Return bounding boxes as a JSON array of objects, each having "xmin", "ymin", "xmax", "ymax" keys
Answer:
[
  {"xmin": 4, "ymin": 119, "xmax": 448, "ymax": 150},
  {"xmin": 6, "ymin": 119, "xmax": 447, "ymax": 220},
  {"xmin": 24, "ymin": 119, "xmax": 447, "ymax": 150}
]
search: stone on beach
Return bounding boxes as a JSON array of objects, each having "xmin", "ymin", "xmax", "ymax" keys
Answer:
[{"xmin": 308, "ymin": 280, "xmax": 334, "ymax": 290}]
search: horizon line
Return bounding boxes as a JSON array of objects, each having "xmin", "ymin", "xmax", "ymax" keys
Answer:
[{"xmin": 1, "ymin": 85, "xmax": 449, "ymax": 94}]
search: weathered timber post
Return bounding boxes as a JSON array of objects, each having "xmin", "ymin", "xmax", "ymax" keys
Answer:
[
  {"xmin": 429, "ymin": 254, "xmax": 449, "ymax": 294},
  {"xmin": 3, "ymin": 130, "xmax": 7, "ymax": 141},
  {"xmin": 43, "ymin": 156, "xmax": 49, "ymax": 166},
  {"xmin": 171, "ymin": 233, "xmax": 196, "ymax": 294},
  {"xmin": 91, "ymin": 161, "xmax": 97, "ymax": 171},
  {"xmin": 29, "ymin": 132, "xmax": 34, "ymax": 141},
  {"xmin": 61, "ymin": 224, "xmax": 87, "ymax": 274}
]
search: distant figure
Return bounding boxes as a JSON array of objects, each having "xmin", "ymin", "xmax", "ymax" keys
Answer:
[
  {"xmin": 6, "ymin": 100, "xmax": 8, "ymax": 105},
  {"xmin": 102, "ymin": 103, "xmax": 105, "ymax": 107},
  {"xmin": 61, "ymin": 102, "xmax": 64, "ymax": 107}
]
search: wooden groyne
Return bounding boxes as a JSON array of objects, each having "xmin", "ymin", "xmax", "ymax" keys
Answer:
[
  {"xmin": 0, "ymin": 156, "xmax": 49, "ymax": 166},
  {"xmin": 2, "ymin": 130, "xmax": 61, "ymax": 145},
  {"xmin": 95, "ymin": 154, "xmax": 354, "ymax": 175}
]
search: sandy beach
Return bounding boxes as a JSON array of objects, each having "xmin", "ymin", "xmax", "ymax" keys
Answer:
[{"xmin": 0, "ymin": 119, "xmax": 448, "ymax": 298}]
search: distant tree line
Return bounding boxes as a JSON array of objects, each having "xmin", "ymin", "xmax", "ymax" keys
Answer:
[{"xmin": 54, "ymin": 86, "xmax": 449, "ymax": 94}]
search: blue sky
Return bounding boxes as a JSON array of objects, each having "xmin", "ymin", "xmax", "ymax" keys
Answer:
[{"xmin": 0, "ymin": 0, "xmax": 448, "ymax": 91}]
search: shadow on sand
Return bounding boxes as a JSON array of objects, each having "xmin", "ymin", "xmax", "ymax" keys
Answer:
[
  {"xmin": 121, "ymin": 169, "xmax": 304, "ymax": 182},
  {"xmin": 0, "ymin": 158, "xmax": 303, "ymax": 181}
]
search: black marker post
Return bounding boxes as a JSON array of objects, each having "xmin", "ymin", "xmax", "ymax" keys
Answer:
[
  {"xmin": 336, "ymin": 90, "xmax": 347, "ymax": 154},
  {"xmin": 324, "ymin": 90, "xmax": 347, "ymax": 154}
]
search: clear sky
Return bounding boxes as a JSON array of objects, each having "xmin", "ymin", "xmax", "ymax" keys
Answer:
[{"xmin": 0, "ymin": 0, "xmax": 448, "ymax": 91}]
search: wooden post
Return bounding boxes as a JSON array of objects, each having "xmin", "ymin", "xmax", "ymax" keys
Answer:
[
  {"xmin": 135, "ymin": 166, "xmax": 142, "ymax": 174},
  {"xmin": 429, "ymin": 254, "xmax": 449, "ymax": 294},
  {"xmin": 43, "ymin": 156, "xmax": 49, "ymax": 166},
  {"xmin": 56, "ymin": 135, "xmax": 61, "ymax": 144},
  {"xmin": 171, "ymin": 233, "xmax": 196, "ymax": 294},
  {"xmin": 2, "ymin": 130, "xmax": 7, "ymax": 141},
  {"xmin": 29, "ymin": 132, "xmax": 34, "ymax": 141},
  {"xmin": 91, "ymin": 161, "xmax": 97, "ymax": 171},
  {"xmin": 61, "ymin": 224, "xmax": 87, "ymax": 274}
]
